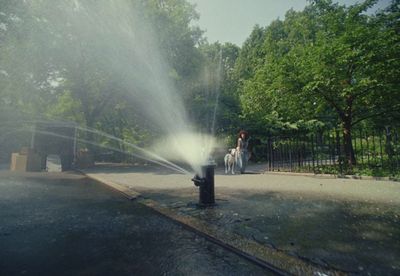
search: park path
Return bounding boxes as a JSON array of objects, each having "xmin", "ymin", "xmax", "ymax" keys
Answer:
[
  {"xmin": 83, "ymin": 163, "xmax": 400, "ymax": 204},
  {"xmin": 84, "ymin": 163, "xmax": 400, "ymax": 275}
]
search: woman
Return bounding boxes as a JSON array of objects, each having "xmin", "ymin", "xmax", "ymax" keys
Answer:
[{"xmin": 236, "ymin": 130, "xmax": 249, "ymax": 174}]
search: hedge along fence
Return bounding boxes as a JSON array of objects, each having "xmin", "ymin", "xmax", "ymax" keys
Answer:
[{"xmin": 258, "ymin": 127, "xmax": 400, "ymax": 177}]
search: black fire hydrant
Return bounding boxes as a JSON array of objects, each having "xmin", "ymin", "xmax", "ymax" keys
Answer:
[{"xmin": 191, "ymin": 163, "xmax": 216, "ymax": 206}]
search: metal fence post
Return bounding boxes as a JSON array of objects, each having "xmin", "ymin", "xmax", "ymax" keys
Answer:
[
  {"xmin": 336, "ymin": 129, "xmax": 343, "ymax": 175},
  {"xmin": 311, "ymin": 134, "xmax": 315, "ymax": 172},
  {"xmin": 359, "ymin": 129, "xmax": 364, "ymax": 165},
  {"xmin": 268, "ymin": 137, "xmax": 272, "ymax": 171},
  {"xmin": 259, "ymin": 127, "xmax": 398, "ymax": 176},
  {"xmin": 379, "ymin": 130, "xmax": 384, "ymax": 168}
]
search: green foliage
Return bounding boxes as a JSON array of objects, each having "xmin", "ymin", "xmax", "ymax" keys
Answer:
[
  {"xmin": 0, "ymin": 0, "xmax": 206, "ymax": 141},
  {"xmin": 234, "ymin": 25, "xmax": 266, "ymax": 81},
  {"xmin": 1, "ymin": 0, "xmax": 399, "ymax": 171},
  {"xmin": 186, "ymin": 41, "xmax": 240, "ymax": 133},
  {"xmin": 144, "ymin": 0, "xmax": 204, "ymax": 79},
  {"xmin": 236, "ymin": 0, "xmax": 400, "ymax": 162}
]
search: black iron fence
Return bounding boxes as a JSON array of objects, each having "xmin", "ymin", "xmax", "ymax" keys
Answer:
[{"xmin": 257, "ymin": 128, "xmax": 400, "ymax": 176}]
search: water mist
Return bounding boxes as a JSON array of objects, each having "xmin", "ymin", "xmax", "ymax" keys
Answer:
[{"xmin": 5, "ymin": 0, "xmax": 218, "ymax": 175}]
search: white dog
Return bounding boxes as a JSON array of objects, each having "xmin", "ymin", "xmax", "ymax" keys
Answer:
[{"xmin": 224, "ymin": 148, "xmax": 236, "ymax": 174}]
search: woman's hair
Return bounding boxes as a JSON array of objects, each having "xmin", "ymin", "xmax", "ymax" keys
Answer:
[{"xmin": 238, "ymin": 130, "xmax": 248, "ymax": 138}]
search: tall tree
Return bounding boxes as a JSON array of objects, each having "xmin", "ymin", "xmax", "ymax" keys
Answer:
[
  {"xmin": 238, "ymin": 0, "xmax": 400, "ymax": 165},
  {"xmin": 0, "ymin": 0, "xmax": 207, "ymax": 149},
  {"xmin": 196, "ymin": 42, "xmax": 241, "ymax": 134}
]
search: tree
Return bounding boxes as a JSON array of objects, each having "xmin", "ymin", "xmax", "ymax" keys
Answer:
[
  {"xmin": 238, "ymin": 10, "xmax": 324, "ymax": 136},
  {"xmin": 196, "ymin": 42, "xmax": 241, "ymax": 134},
  {"xmin": 238, "ymin": 0, "xmax": 400, "ymax": 165},
  {"xmin": 144, "ymin": 0, "xmax": 204, "ymax": 80},
  {"xmin": 0, "ymin": 0, "xmax": 209, "ymax": 165},
  {"xmin": 298, "ymin": 0, "xmax": 400, "ymax": 165}
]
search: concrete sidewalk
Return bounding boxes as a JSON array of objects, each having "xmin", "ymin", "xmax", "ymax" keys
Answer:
[{"xmin": 84, "ymin": 163, "xmax": 400, "ymax": 275}]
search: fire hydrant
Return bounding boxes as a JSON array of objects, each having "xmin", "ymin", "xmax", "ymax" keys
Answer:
[{"xmin": 191, "ymin": 163, "xmax": 216, "ymax": 206}]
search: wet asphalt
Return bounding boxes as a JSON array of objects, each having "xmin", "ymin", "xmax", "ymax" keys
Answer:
[
  {"xmin": 83, "ymin": 164, "xmax": 400, "ymax": 275},
  {"xmin": 0, "ymin": 172, "xmax": 271, "ymax": 276}
]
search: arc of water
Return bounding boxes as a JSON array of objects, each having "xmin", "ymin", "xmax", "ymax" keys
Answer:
[
  {"xmin": 34, "ymin": 129, "xmax": 190, "ymax": 174},
  {"xmin": 0, "ymin": 121, "xmax": 192, "ymax": 174},
  {"xmin": 0, "ymin": 119, "xmax": 77, "ymax": 127},
  {"xmin": 76, "ymin": 126, "xmax": 191, "ymax": 174}
]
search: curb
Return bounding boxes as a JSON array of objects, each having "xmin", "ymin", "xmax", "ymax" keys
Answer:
[
  {"xmin": 139, "ymin": 198, "xmax": 343, "ymax": 276},
  {"xmin": 84, "ymin": 173, "xmax": 140, "ymax": 200},
  {"xmin": 84, "ymin": 172, "xmax": 345, "ymax": 276},
  {"xmin": 263, "ymin": 171, "xmax": 399, "ymax": 182}
]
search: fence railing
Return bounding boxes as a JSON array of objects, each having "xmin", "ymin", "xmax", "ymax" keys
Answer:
[{"xmin": 257, "ymin": 128, "xmax": 400, "ymax": 176}]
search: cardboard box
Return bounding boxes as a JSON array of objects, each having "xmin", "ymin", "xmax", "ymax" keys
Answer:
[
  {"xmin": 10, "ymin": 150, "xmax": 42, "ymax": 172},
  {"xmin": 10, "ymin": 153, "xmax": 28, "ymax": 172}
]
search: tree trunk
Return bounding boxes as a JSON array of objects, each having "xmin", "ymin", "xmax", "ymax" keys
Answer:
[
  {"xmin": 342, "ymin": 119, "xmax": 356, "ymax": 166},
  {"xmin": 338, "ymin": 94, "xmax": 356, "ymax": 167}
]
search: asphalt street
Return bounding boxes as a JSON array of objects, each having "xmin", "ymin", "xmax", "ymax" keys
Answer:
[{"xmin": 0, "ymin": 171, "xmax": 270, "ymax": 276}]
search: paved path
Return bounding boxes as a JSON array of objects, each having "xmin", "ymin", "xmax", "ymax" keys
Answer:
[
  {"xmin": 84, "ymin": 163, "xmax": 400, "ymax": 204},
  {"xmin": 84, "ymin": 163, "xmax": 400, "ymax": 275}
]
